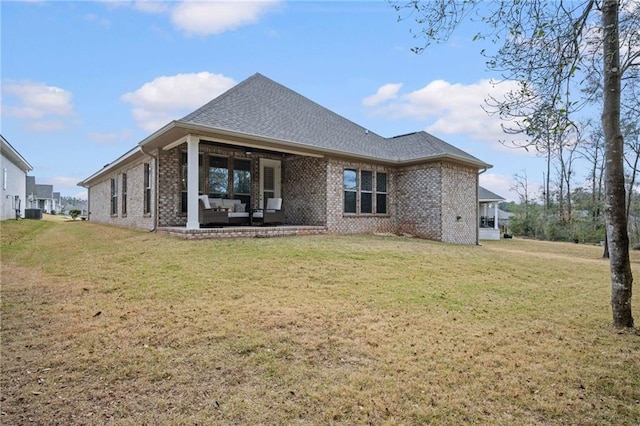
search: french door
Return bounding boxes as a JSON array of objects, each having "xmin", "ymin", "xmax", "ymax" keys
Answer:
[{"xmin": 259, "ymin": 158, "xmax": 281, "ymax": 208}]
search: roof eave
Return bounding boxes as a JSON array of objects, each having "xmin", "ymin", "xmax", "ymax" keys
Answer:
[
  {"xmin": 396, "ymin": 153, "xmax": 492, "ymax": 169},
  {"xmin": 1, "ymin": 136, "xmax": 34, "ymax": 172},
  {"xmin": 78, "ymin": 147, "xmax": 145, "ymax": 188},
  {"xmin": 157, "ymin": 122, "xmax": 493, "ymax": 169},
  {"xmin": 79, "ymin": 120, "xmax": 492, "ymax": 188}
]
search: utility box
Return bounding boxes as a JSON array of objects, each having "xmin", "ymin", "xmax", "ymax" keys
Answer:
[{"xmin": 24, "ymin": 209, "xmax": 42, "ymax": 220}]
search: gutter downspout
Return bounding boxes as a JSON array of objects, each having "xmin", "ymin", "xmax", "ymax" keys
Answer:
[
  {"xmin": 477, "ymin": 168, "xmax": 487, "ymax": 245},
  {"xmin": 140, "ymin": 145, "xmax": 159, "ymax": 232}
]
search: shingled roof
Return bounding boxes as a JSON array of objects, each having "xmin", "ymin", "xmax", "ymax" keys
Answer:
[
  {"xmin": 178, "ymin": 73, "xmax": 489, "ymax": 167},
  {"xmin": 82, "ymin": 73, "xmax": 491, "ymax": 187},
  {"xmin": 35, "ymin": 184, "xmax": 53, "ymax": 199},
  {"xmin": 479, "ymin": 186, "xmax": 505, "ymax": 201}
]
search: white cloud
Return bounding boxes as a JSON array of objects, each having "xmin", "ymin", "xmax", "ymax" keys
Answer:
[
  {"xmin": 99, "ymin": 0, "xmax": 280, "ymax": 36},
  {"xmin": 363, "ymin": 78, "xmax": 529, "ymax": 148},
  {"xmin": 133, "ymin": 0, "xmax": 169, "ymax": 14},
  {"xmin": 121, "ymin": 71, "xmax": 237, "ymax": 132},
  {"xmin": 87, "ymin": 131, "xmax": 132, "ymax": 145},
  {"xmin": 2, "ymin": 80, "xmax": 76, "ymax": 132},
  {"xmin": 362, "ymin": 83, "xmax": 402, "ymax": 107},
  {"xmin": 171, "ymin": 0, "xmax": 280, "ymax": 36}
]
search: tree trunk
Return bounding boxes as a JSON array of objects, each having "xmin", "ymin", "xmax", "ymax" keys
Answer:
[{"xmin": 602, "ymin": 0, "xmax": 634, "ymax": 328}]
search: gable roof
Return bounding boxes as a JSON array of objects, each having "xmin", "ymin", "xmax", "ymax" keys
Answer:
[
  {"xmin": 177, "ymin": 73, "xmax": 489, "ymax": 166},
  {"xmin": 82, "ymin": 73, "xmax": 491, "ymax": 187},
  {"xmin": 479, "ymin": 186, "xmax": 505, "ymax": 202},
  {"xmin": 35, "ymin": 184, "xmax": 53, "ymax": 199}
]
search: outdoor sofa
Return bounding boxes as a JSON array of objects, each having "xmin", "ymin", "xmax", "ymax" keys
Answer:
[{"xmin": 198, "ymin": 196, "xmax": 250, "ymax": 226}]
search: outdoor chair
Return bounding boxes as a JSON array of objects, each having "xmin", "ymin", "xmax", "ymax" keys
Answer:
[
  {"xmin": 199, "ymin": 195, "xmax": 227, "ymax": 225},
  {"xmin": 252, "ymin": 197, "xmax": 284, "ymax": 226}
]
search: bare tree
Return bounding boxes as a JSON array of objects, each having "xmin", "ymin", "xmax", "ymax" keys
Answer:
[
  {"xmin": 393, "ymin": 0, "xmax": 637, "ymax": 327},
  {"xmin": 579, "ymin": 120, "xmax": 606, "ymax": 222}
]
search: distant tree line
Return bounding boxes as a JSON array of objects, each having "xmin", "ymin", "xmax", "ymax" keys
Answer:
[{"xmin": 503, "ymin": 111, "xmax": 640, "ymax": 247}]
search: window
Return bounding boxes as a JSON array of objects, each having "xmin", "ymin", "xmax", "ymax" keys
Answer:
[
  {"xmin": 121, "ymin": 173, "xmax": 127, "ymax": 216},
  {"xmin": 181, "ymin": 152, "xmax": 203, "ymax": 213},
  {"xmin": 209, "ymin": 156, "xmax": 229, "ymax": 198},
  {"xmin": 180, "ymin": 153, "xmax": 252, "ymax": 213},
  {"xmin": 376, "ymin": 172, "xmax": 387, "ymax": 214},
  {"xmin": 233, "ymin": 159, "xmax": 251, "ymax": 195},
  {"xmin": 110, "ymin": 177, "xmax": 118, "ymax": 216},
  {"xmin": 2, "ymin": 168, "xmax": 7, "ymax": 190},
  {"xmin": 343, "ymin": 169, "xmax": 357, "ymax": 213},
  {"xmin": 143, "ymin": 163, "xmax": 151, "ymax": 215},
  {"xmin": 343, "ymin": 169, "xmax": 388, "ymax": 215},
  {"xmin": 361, "ymin": 170, "xmax": 373, "ymax": 214}
]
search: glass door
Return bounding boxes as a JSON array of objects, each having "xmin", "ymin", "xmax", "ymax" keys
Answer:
[{"xmin": 259, "ymin": 158, "xmax": 281, "ymax": 208}]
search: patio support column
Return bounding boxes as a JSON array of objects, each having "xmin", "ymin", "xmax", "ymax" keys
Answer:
[
  {"xmin": 186, "ymin": 135, "xmax": 200, "ymax": 230},
  {"xmin": 494, "ymin": 203, "xmax": 499, "ymax": 230}
]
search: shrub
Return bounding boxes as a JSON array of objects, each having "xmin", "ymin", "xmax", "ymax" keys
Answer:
[{"xmin": 69, "ymin": 209, "xmax": 81, "ymax": 220}]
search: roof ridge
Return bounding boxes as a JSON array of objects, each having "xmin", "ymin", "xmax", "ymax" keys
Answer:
[
  {"xmin": 179, "ymin": 72, "xmax": 263, "ymax": 122},
  {"xmin": 258, "ymin": 75, "xmax": 383, "ymax": 139},
  {"xmin": 390, "ymin": 131, "xmax": 421, "ymax": 139}
]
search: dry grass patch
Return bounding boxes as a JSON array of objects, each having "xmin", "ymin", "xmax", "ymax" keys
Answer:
[{"xmin": 1, "ymin": 220, "xmax": 639, "ymax": 425}]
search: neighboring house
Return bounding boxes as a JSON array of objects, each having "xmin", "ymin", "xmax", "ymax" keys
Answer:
[
  {"xmin": 479, "ymin": 186, "xmax": 506, "ymax": 240},
  {"xmin": 79, "ymin": 73, "xmax": 492, "ymax": 244},
  {"xmin": 25, "ymin": 176, "xmax": 36, "ymax": 209},
  {"xmin": 61, "ymin": 199, "xmax": 88, "ymax": 217},
  {"xmin": 26, "ymin": 181, "xmax": 57, "ymax": 213},
  {"xmin": 1, "ymin": 135, "xmax": 33, "ymax": 220},
  {"xmin": 53, "ymin": 192, "xmax": 61, "ymax": 212}
]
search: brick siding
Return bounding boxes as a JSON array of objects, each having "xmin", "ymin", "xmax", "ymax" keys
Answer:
[
  {"xmin": 283, "ymin": 156, "xmax": 327, "ymax": 226},
  {"xmin": 395, "ymin": 162, "xmax": 478, "ymax": 244},
  {"xmin": 325, "ymin": 159, "xmax": 396, "ymax": 235},
  {"xmin": 88, "ymin": 157, "xmax": 155, "ymax": 230},
  {"xmin": 89, "ymin": 142, "xmax": 479, "ymax": 244},
  {"xmin": 440, "ymin": 163, "xmax": 478, "ymax": 244}
]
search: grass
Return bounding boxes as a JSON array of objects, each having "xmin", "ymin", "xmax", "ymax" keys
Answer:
[{"xmin": 1, "ymin": 218, "xmax": 639, "ymax": 425}]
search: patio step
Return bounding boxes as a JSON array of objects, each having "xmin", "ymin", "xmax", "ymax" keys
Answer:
[{"xmin": 156, "ymin": 225, "xmax": 326, "ymax": 240}]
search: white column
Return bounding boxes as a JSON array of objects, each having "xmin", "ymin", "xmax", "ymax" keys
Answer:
[
  {"xmin": 186, "ymin": 135, "xmax": 200, "ymax": 230},
  {"xmin": 494, "ymin": 202, "xmax": 499, "ymax": 230}
]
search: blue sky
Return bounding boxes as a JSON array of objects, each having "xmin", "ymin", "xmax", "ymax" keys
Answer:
[{"xmin": 2, "ymin": 0, "xmax": 549, "ymax": 201}]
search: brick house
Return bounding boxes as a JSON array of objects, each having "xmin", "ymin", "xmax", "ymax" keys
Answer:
[{"xmin": 79, "ymin": 73, "xmax": 491, "ymax": 244}]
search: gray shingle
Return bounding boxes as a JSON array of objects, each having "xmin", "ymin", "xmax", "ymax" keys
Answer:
[
  {"xmin": 479, "ymin": 186, "xmax": 505, "ymax": 201},
  {"xmin": 179, "ymin": 73, "xmax": 489, "ymax": 166},
  {"xmin": 26, "ymin": 176, "xmax": 35, "ymax": 197},
  {"xmin": 35, "ymin": 184, "xmax": 53, "ymax": 199}
]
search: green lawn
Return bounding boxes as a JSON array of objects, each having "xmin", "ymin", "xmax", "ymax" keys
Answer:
[{"xmin": 1, "ymin": 219, "xmax": 639, "ymax": 425}]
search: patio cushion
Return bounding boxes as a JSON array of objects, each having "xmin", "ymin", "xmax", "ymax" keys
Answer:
[
  {"xmin": 210, "ymin": 198, "xmax": 223, "ymax": 209},
  {"xmin": 253, "ymin": 210, "xmax": 280, "ymax": 218},
  {"xmin": 199, "ymin": 195, "xmax": 211, "ymax": 209},
  {"xmin": 266, "ymin": 198, "xmax": 282, "ymax": 210},
  {"xmin": 228, "ymin": 212, "xmax": 249, "ymax": 218}
]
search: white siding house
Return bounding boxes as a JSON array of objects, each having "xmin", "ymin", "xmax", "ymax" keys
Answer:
[{"xmin": 1, "ymin": 135, "xmax": 33, "ymax": 220}]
